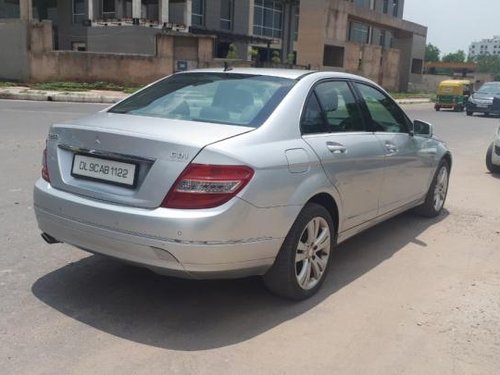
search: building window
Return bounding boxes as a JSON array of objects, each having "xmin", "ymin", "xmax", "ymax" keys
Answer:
[
  {"xmin": 293, "ymin": 5, "xmax": 299, "ymax": 41},
  {"xmin": 220, "ymin": 0, "xmax": 233, "ymax": 30},
  {"xmin": 411, "ymin": 59, "xmax": 423, "ymax": 74},
  {"xmin": 349, "ymin": 21, "xmax": 369, "ymax": 44},
  {"xmin": 383, "ymin": 0, "xmax": 388, "ymax": 13},
  {"xmin": 392, "ymin": 0, "xmax": 399, "ymax": 17},
  {"xmin": 192, "ymin": 0, "xmax": 204, "ymax": 26},
  {"xmin": 323, "ymin": 45, "xmax": 344, "ymax": 67},
  {"xmin": 0, "ymin": 0, "xmax": 20, "ymax": 18},
  {"xmin": 102, "ymin": 0, "xmax": 116, "ymax": 20},
  {"xmin": 354, "ymin": 0, "xmax": 366, "ymax": 7},
  {"xmin": 354, "ymin": 0, "xmax": 376, "ymax": 10},
  {"xmin": 253, "ymin": 0, "xmax": 283, "ymax": 38},
  {"xmin": 73, "ymin": 0, "xmax": 85, "ymax": 24}
]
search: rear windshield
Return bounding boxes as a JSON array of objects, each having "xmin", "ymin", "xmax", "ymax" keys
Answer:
[
  {"xmin": 478, "ymin": 83, "xmax": 500, "ymax": 95},
  {"xmin": 109, "ymin": 72, "xmax": 295, "ymax": 127}
]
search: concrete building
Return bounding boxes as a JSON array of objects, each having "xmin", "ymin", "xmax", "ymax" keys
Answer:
[
  {"xmin": 297, "ymin": 0, "xmax": 427, "ymax": 91},
  {"xmin": 1, "ymin": 0, "xmax": 426, "ymax": 90},
  {"xmin": 469, "ymin": 36, "xmax": 500, "ymax": 58}
]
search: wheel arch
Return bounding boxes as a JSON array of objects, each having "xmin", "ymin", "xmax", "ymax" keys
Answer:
[
  {"xmin": 442, "ymin": 151, "xmax": 452, "ymax": 171},
  {"xmin": 306, "ymin": 193, "xmax": 340, "ymax": 243}
]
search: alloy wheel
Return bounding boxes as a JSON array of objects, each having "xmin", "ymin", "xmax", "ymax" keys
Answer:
[
  {"xmin": 433, "ymin": 166, "xmax": 448, "ymax": 211},
  {"xmin": 295, "ymin": 217, "xmax": 331, "ymax": 290}
]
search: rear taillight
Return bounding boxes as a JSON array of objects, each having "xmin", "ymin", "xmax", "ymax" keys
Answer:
[
  {"xmin": 161, "ymin": 163, "xmax": 254, "ymax": 209},
  {"xmin": 41, "ymin": 146, "xmax": 50, "ymax": 182}
]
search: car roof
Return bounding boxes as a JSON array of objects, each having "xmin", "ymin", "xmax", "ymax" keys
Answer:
[
  {"xmin": 439, "ymin": 80, "xmax": 472, "ymax": 86},
  {"xmin": 176, "ymin": 68, "xmax": 368, "ymax": 81}
]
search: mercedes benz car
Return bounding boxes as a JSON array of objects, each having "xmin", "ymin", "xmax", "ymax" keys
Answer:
[
  {"xmin": 34, "ymin": 69, "xmax": 451, "ymax": 300},
  {"xmin": 486, "ymin": 125, "xmax": 500, "ymax": 173},
  {"xmin": 466, "ymin": 81, "xmax": 500, "ymax": 116}
]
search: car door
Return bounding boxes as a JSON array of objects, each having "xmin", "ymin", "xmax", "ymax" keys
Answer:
[
  {"xmin": 354, "ymin": 82, "xmax": 432, "ymax": 215},
  {"xmin": 301, "ymin": 80, "xmax": 386, "ymax": 230}
]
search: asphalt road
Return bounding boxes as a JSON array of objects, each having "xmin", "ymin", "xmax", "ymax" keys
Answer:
[{"xmin": 1, "ymin": 100, "xmax": 499, "ymax": 374}]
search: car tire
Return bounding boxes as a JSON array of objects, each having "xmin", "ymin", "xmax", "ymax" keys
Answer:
[
  {"xmin": 466, "ymin": 111, "xmax": 473, "ymax": 116},
  {"xmin": 486, "ymin": 143, "xmax": 500, "ymax": 173},
  {"xmin": 435, "ymin": 106, "xmax": 440, "ymax": 111},
  {"xmin": 414, "ymin": 159, "xmax": 450, "ymax": 218},
  {"xmin": 263, "ymin": 203, "xmax": 334, "ymax": 300}
]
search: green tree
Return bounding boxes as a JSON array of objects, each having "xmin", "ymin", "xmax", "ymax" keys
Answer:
[
  {"xmin": 475, "ymin": 55, "xmax": 500, "ymax": 79},
  {"xmin": 425, "ymin": 43, "xmax": 441, "ymax": 62},
  {"xmin": 441, "ymin": 50, "xmax": 466, "ymax": 63},
  {"xmin": 226, "ymin": 43, "xmax": 239, "ymax": 59},
  {"xmin": 271, "ymin": 50, "xmax": 281, "ymax": 64}
]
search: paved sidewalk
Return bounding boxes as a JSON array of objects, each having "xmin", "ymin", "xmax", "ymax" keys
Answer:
[{"xmin": 0, "ymin": 86, "xmax": 432, "ymax": 105}]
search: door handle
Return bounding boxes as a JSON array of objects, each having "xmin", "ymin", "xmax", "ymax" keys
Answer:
[
  {"xmin": 326, "ymin": 142, "xmax": 347, "ymax": 154},
  {"xmin": 385, "ymin": 142, "xmax": 398, "ymax": 154}
]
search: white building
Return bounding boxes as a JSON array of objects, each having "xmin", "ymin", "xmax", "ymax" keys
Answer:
[{"xmin": 469, "ymin": 36, "xmax": 500, "ymax": 58}]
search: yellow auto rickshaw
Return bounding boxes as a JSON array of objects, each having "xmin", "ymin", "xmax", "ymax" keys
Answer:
[{"xmin": 435, "ymin": 79, "xmax": 473, "ymax": 112}]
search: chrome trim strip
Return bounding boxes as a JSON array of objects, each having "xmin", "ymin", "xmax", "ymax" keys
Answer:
[{"xmin": 58, "ymin": 144, "xmax": 156, "ymax": 163}]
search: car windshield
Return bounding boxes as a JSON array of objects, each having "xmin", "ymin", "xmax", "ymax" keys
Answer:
[
  {"xmin": 109, "ymin": 72, "xmax": 296, "ymax": 128},
  {"xmin": 478, "ymin": 83, "xmax": 500, "ymax": 95}
]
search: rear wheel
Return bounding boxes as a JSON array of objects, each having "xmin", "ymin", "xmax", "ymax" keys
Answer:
[
  {"xmin": 263, "ymin": 203, "xmax": 334, "ymax": 300},
  {"xmin": 414, "ymin": 159, "xmax": 450, "ymax": 218},
  {"xmin": 486, "ymin": 144, "xmax": 500, "ymax": 173}
]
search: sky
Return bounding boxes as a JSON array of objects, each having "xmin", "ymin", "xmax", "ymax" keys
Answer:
[{"xmin": 403, "ymin": 0, "xmax": 500, "ymax": 56}]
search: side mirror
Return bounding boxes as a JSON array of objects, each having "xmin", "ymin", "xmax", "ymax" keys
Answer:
[{"xmin": 413, "ymin": 119, "xmax": 433, "ymax": 137}]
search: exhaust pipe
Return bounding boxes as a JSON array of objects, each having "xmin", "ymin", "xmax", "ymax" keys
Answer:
[{"xmin": 41, "ymin": 232, "xmax": 61, "ymax": 244}]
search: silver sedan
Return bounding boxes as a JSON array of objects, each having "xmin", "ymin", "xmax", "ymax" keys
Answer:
[{"xmin": 34, "ymin": 69, "xmax": 451, "ymax": 300}]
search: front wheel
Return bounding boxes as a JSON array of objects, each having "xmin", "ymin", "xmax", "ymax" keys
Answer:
[
  {"xmin": 263, "ymin": 203, "xmax": 334, "ymax": 300},
  {"xmin": 414, "ymin": 160, "xmax": 450, "ymax": 218},
  {"xmin": 435, "ymin": 106, "xmax": 441, "ymax": 111},
  {"xmin": 466, "ymin": 110, "xmax": 473, "ymax": 116},
  {"xmin": 486, "ymin": 144, "xmax": 500, "ymax": 173}
]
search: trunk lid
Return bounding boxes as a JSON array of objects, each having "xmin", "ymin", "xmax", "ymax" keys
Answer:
[{"xmin": 46, "ymin": 112, "xmax": 252, "ymax": 208}]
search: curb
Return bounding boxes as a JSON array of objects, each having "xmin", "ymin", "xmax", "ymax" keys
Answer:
[
  {"xmin": 0, "ymin": 89, "xmax": 432, "ymax": 105},
  {"xmin": 0, "ymin": 90, "xmax": 126, "ymax": 104},
  {"xmin": 396, "ymin": 98, "xmax": 432, "ymax": 105}
]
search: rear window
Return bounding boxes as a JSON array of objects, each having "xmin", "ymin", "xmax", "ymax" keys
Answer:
[{"xmin": 109, "ymin": 73, "xmax": 295, "ymax": 127}]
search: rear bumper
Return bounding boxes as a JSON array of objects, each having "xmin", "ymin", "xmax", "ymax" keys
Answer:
[
  {"xmin": 34, "ymin": 179, "xmax": 299, "ymax": 278},
  {"xmin": 467, "ymin": 102, "xmax": 500, "ymax": 114}
]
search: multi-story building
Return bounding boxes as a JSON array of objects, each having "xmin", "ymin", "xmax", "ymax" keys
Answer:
[
  {"xmin": 1, "ymin": 0, "xmax": 426, "ymax": 91},
  {"xmin": 469, "ymin": 36, "xmax": 500, "ymax": 58}
]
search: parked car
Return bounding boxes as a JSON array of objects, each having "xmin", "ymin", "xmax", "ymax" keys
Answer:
[
  {"xmin": 486, "ymin": 125, "xmax": 500, "ymax": 173},
  {"xmin": 434, "ymin": 79, "xmax": 473, "ymax": 112},
  {"xmin": 466, "ymin": 81, "xmax": 500, "ymax": 116},
  {"xmin": 34, "ymin": 69, "xmax": 452, "ymax": 300}
]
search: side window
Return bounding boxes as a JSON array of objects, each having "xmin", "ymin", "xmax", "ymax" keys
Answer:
[
  {"xmin": 301, "ymin": 80, "xmax": 365, "ymax": 134},
  {"xmin": 355, "ymin": 83, "xmax": 409, "ymax": 133},
  {"xmin": 315, "ymin": 81, "xmax": 365, "ymax": 132},
  {"xmin": 301, "ymin": 93, "xmax": 326, "ymax": 134}
]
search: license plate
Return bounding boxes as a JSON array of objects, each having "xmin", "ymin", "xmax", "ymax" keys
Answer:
[
  {"xmin": 477, "ymin": 104, "xmax": 489, "ymax": 108},
  {"xmin": 72, "ymin": 154, "xmax": 137, "ymax": 187}
]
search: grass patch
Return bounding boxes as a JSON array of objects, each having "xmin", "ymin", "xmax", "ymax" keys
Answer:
[
  {"xmin": 29, "ymin": 81, "xmax": 143, "ymax": 93},
  {"xmin": 0, "ymin": 81, "xmax": 19, "ymax": 88},
  {"xmin": 390, "ymin": 92, "xmax": 436, "ymax": 100}
]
